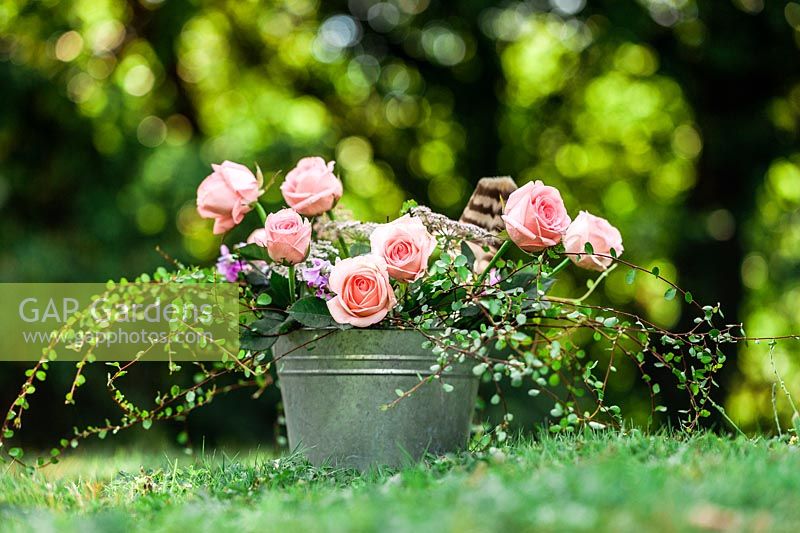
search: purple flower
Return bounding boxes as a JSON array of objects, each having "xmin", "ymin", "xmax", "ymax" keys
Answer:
[
  {"xmin": 488, "ymin": 268, "xmax": 502, "ymax": 287},
  {"xmin": 315, "ymin": 287, "xmax": 332, "ymax": 300},
  {"xmin": 216, "ymin": 244, "xmax": 249, "ymax": 282},
  {"xmin": 301, "ymin": 258, "xmax": 332, "ymax": 296}
]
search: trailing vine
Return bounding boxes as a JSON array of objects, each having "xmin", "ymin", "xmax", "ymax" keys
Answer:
[{"xmin": 2, "ymin": 156, "xmax": 792, "ymax": 469}]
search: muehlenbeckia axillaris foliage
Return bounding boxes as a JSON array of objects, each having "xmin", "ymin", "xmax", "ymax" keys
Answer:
[{"xmin": 1, "ymin": 156, "xmax": 746, "ymax": 468}]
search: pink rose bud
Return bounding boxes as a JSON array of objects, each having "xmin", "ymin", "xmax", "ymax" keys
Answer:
[
  {"xmin": 501, "ymin": 180, "xmax": 571, "ymax": 252},
  {"xmin": 326, "ymin": 255, "xmax": 398, "ymax": 327},
  {"xmin": 280, "ymin": 157, "xmax": 343, "ymax": 216},
  {"xmin": 196, "ymin": 161, "xmax": 263, "ymax": 234},
  {"xmin": 246, "ymin": 228, "xmax": 270, "ymax": 271},
  {"xmin": 262, "ymin": 208, "xmax": 312, "ymax": 265},
  {"xmin": 369, "ymin": 215, "xmax": 437, "ymax": 282},
  {"xmin": 564, "ymin": 211, "xmax": 624, "ymax": 272},
  {"xmin": 247, "ymin": 228, "xmax": 268, "ymax": 247}
]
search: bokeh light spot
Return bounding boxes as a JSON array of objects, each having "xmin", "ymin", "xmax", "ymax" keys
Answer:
[
  {"xmin": 67, "ymin": 73, "xmax": 96, "ymax": 103},
  {"xmin": 55, "ymin": 31, "xmax": 83, "ymax": 62},
  {"xmin": 602, "ymin": 180, "xmax": 637, "ymax": 216},
  {"xmin": 428, "ymin": 175, "xmax": 467, "ymax": 209},
  {"xmin": 418, "ymin": 140, "xmax": 454, "ymax": 175},
  {"xmin": 92, "ymin": 123, "xmax": 123, "ymax": 155},
  {"xmin": 318, "ymin": 15, "xmax": 361, "ymax": 49},
  {"xmin": 741, "ymin": 253, "xmax": 768, "ymax": 289},
  {"xmin": 675, "ymin": 19, "xmax": 707, "ymax": 47},
  {"xmin": 367, "ymin": 3, "xmax": 400, "ymax": 33},
  {"xmin": 286, "ymin": 0, "xmax": 318, "ymax": 17},
  {"xmin": 136, "ymin": 203, "xmax": 166, "ymax": 235},
  {"xmin": 767, "ymin": 159, "xmax": 800, "ymax": 203},
  {"xmin": 706, "ymin": 208, "xmax": 736, "ymax": 241},
  {"xmin": 165, "ymin": 115, "xmax": 193, "ymax": 146},
  {"xmin": 397, "ymin": 0, "xmax": 430, "ymax": 15},
  {"xmin": 635, "ymin": 260, "xmax": 680, "ymax": 327},
  {"xmin": 385, "ymin": 95, "xmax": 420, "ymax": 128},
  {"xmin": 734, "ymin": 0, "xmax": 764, "ymax": 14},
  {"xmin": 614, "ymin": 43, "xmax": 658, "ymax": 76},
  {"xmin": 285, "ymin": 97, "xmax": 329, "ymax": 140},
  {"xmin": 555, "ymin": 143, "xmax": 589, "ymax": 177},
  {"xmin": 550, "ymin": 0, "xmax": 586, "ymax": 16},
  {"xmin": 337, "ymin": 136, "xmax": 373, "ymax": 171},
  {"xmin": 785, "ymin": 2, "xmax": 800, "ymax": 29},
  {"xmin": 649, "ymin": 159, "xmax": 696, "ymax": 200},
  {"xmin": 422, "ymin": 26, "xmax": 466, "ymax": 66},
  {"xmin": 123, "ymin": 63, "xmax": 155, "ymax": 96},
  {"xmin": 672, "ymin": 124, "xmax": 702, "ymax": 159},
  {"xmin": 87, "ymin": 19, "xmax": 126, "ymax": 53},
  {"xmin": 87, "ymin": 54, "xmax": 116, "ymax": 79},
  {"xmin": 137, "ymin": 116, "xmax": 167, "ymax": 148}
]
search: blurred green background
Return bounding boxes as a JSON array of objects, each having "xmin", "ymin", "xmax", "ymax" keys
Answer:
[{"xmin": 2, "ymin": 0, "xmax": 800, "ymax": 442}]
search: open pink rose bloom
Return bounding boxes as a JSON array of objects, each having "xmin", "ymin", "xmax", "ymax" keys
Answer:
[
  {"xmin": 563, "ymin": 211, "xmax": 624, "ymax": 272},
  {"xmin": 502, "ymin": 180, "xmax": 571, "ymax": 252},
  {"xmin": 369, "ymin": 215, "xmax": 437, "ymax": 282},
  {"xmin": 196, "ymin": 161, "xmax": 263, "ymax": 234},
  {"xmin": 280, "ymin": 157, "xmax": 343, "ymax": 216},
  {"xmin": 261, "ymin": 208, "xmax": 312, "ymax": 265},
  {"xmin": 326, "ymin": 255, "xmax": 398, "ymax": 327}
]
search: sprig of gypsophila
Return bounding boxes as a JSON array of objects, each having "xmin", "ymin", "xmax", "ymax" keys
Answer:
[
  {"xmin": 315, "ymin": 205, "xmax": 502, "ymax": 248},
  {"xmin": 406, "ymin": 205, "xmax": 502, "ymax": 248}
]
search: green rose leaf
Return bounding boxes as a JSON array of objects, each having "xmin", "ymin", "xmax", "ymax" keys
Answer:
[
  {"xmin": 269, "ymin": 271, "xmax": 292, "ymax": 309},
  {"xmin": 237, "ymin": 243, "xmax": 270, "ymax": 262},
  {"xmin": 460, "ymin": 241, "xmax": 476, "ymax": 270},
  {"xmin": 349, "ymin": 243, "xmax": 371, "ymax": 257},
  {"xmin": 240, "ymin": 311, "xmax": 293, "ymax": 351},
  {"xmin": 288, "ymin": 297, "xmax": 349, "ymax": 329}
]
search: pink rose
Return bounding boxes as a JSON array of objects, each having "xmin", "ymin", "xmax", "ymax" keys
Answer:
[
  {"xmin": 247, "ymin": 228, "xmax": 268, "ymax": 247},
  {"xmin": 326, "ymin": 255, "xmax": 397, "ymax": 327},
  {"xmin": 280, "ymin": 157, "xmax": 343, "ymax": 216},
  {"xmin": 369, "ymin": 215, "xmax": 437, "ymax": 282},
  {"xmin": 262, "ymin": 208, "xmax": 312, "ymax": 265},
  {"xmin": 501, "ymin": 180, "xmax": 571, "ymax": 252},
  {"xmin": 197, "ymin": 161, "xmax": 263, "ymax": 234},
  {"xmin": 563, "ymin": 211, "xmax": 624, "ymax": 271},
  {"xmin": 245, "ymin": 228, "xmax": 270, "ymax": 271}
]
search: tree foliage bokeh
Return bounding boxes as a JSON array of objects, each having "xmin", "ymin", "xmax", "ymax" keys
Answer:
[{"xmin": 2, "ymin": 0, "xmax": 800, "ymax": 438}]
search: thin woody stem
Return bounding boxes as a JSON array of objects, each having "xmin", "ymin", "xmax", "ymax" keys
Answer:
[{"xmin": 547, "ymin": 264, "xmax": 617, "ymax": 306}]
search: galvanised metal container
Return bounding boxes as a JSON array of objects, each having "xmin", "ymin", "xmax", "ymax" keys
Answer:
[{"xmin": 274, "ymin": 328, "xmax": 479, "ymax": 470}]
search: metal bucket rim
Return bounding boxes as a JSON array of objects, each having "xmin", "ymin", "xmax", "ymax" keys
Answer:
[{"xmin": 292, "ymin": 326, "xmax": 444, "ymax": 332}]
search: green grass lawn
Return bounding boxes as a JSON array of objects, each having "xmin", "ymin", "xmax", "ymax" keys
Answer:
[{"xmin": 1, "ymin": 432, "xmax": 798, "ymax": 532}]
